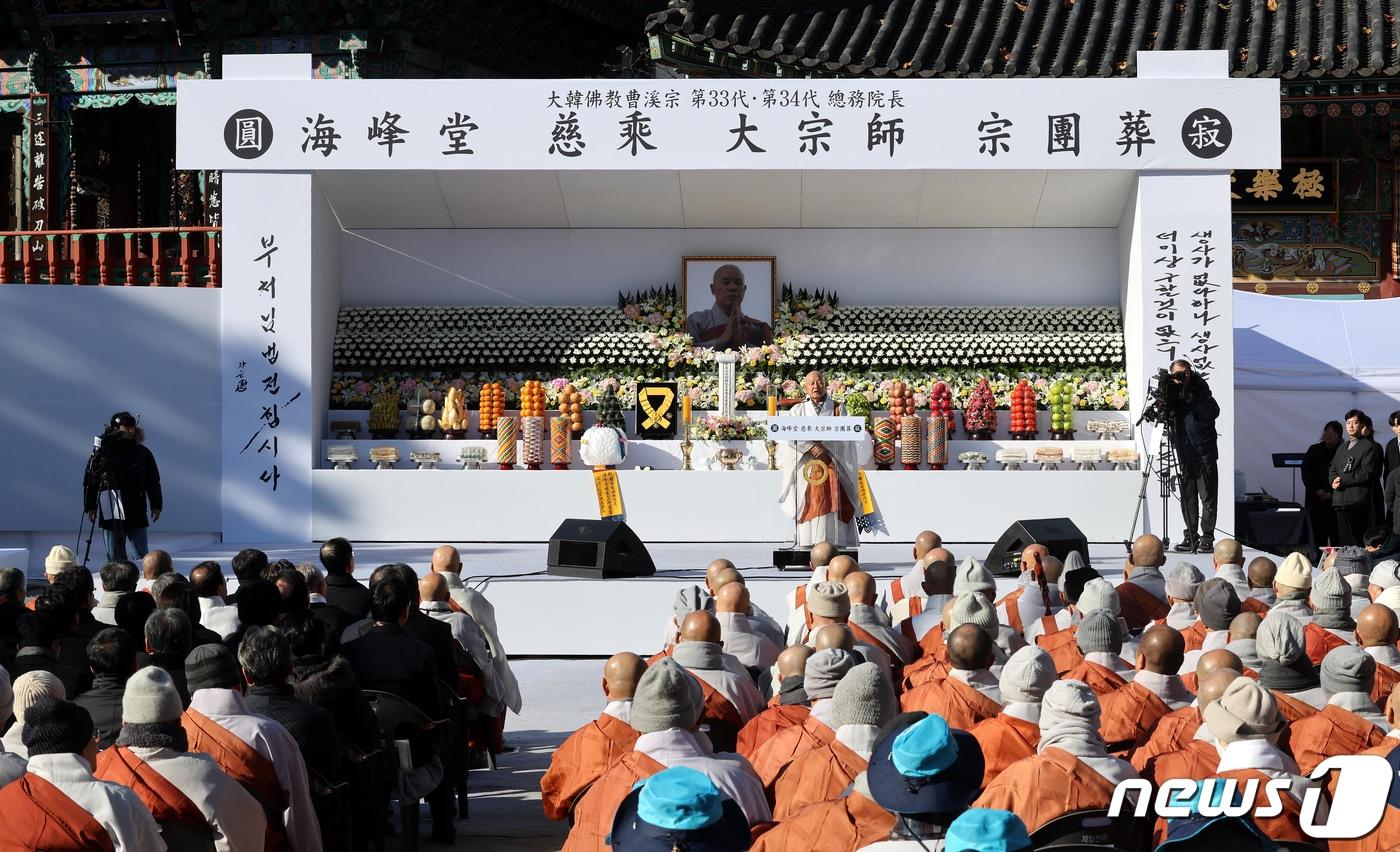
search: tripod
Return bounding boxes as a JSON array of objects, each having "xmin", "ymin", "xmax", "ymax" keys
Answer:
[{"xmin": 1124, "ymin": 416, "xmax": 1180, "ymax": 552}]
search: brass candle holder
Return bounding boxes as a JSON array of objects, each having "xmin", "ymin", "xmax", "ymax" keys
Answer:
[{"xmin": 766, "ymin": 439, "xmax": 778, "ymax": 471}]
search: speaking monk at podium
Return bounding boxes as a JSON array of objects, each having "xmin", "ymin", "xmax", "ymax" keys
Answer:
[{"xmin": 778, "ymin": 371, "xmax": 869, "ymax": 548}]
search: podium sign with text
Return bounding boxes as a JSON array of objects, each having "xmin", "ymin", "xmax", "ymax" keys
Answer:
[{"xmin": 768, "ymin": 416, "xmax": 866, "ymax": 442}]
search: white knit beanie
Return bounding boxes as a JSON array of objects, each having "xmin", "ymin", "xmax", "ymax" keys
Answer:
[
  {"xmin": 999, "ymin": 646, "xmax": 1057, "ymax": 704},
  {"xmin": 953, "ymin": 558, "xmax": 997, "ymax": 599},
  {"xmin": 946, "ymin": 591, "xmax": 999, "ymax": 636},
  {"xmin": 12, "ymin": 671, "xmax": 65, "ymax": 723},
  {"xmin": 121, "ymin": 666, "xmax": 184, "ymax": 725},
  {"xmin": 1165, "ymin": 562, "xmax": 1205, "ymax": 601},
  {"xmin": 1256, "ymin": 611, "xmax": 1307, "ymax": 665},
  {"xmin": 1076, "ymin": 578, "xmax": 1120, "ymax": 617}
]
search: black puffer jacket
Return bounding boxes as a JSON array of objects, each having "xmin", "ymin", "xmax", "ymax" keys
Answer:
[
  {"xmin": 290, "ymin": 654, "xmax": 380, "ymax": 753},
  {"xmin": 1169, "ymin": 374, "xmax": 1220, "ymax": 463}
]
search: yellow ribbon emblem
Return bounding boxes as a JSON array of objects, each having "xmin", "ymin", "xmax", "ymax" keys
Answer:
[{"xmin": 638, "ymin": 386, "xmax": 675, "ymax": 431}]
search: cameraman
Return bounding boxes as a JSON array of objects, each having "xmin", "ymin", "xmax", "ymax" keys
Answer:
[
  {"xmin": 82, "ymin": 412, "xmax": 162, "ymax": 562},
  {"xmin": 1165, "ymin": 359, "xmax": 1221, "ymax": 553}
]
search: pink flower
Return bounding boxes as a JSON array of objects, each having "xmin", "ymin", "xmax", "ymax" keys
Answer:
[
  {"xmin": 879, "ymin": 379, "xmax": 894, "ymax": 393},
  {"xmin": 815, "ymin": 304, "xmax": 834, "ymax": 317},
  {"xmin": 354, "ymin": 381, "xmax": 371, "ymax": 395},
  {"xmin": 688, "ymin": 387, "xmax": 702, "ymax": 402},
  {"xmin": 736, "ymin": 390, "xmax": 755, "ymax": 404},
  {"xmin": 752, "ymin": 374, "xmax": 772, "ymax": 391},
  {"xmin": 646, "ymin": 312, "xmax": 665, "ymax": 326},
  {"xmin": 781, "ymin": 379, "xmax": 799, "ymax": 393},
  {"xmin": 1086, "ymin": 381, "xmax": 1101, "ymax": 392},
  {"xmin": 550, "ymin": 377, "xmax": 569, "ymax": 391},
  {"xmin": 429, "ymin": 390, "xmax": 443, "ymax": 402},
  {"xmin": 399, "ymin": 378, "xmax": 418, "ymax": 392},
  {"xmin": 864, "ymin": 390, "xmax": 878, "ymax": 403},
  {"xmin": 792, "ymin": 311, "xmax": 809, "ymax": 324},
  {"xmin": 913, "ymin": 392, "xmax": 928, "ymax": 408},
  {"xmin": 622, "ymin": 304, "xmax": 641, "ymax": 319}
]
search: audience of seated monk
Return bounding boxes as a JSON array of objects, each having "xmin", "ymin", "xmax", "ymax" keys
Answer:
[
  {"xmin": 844, "ymin": 570, "xmax": 915, "ymax": 666},
  {"xmin": 1098, "ymin": 624, "xmax": 1191, "ymax": 756},
  {"xmin": 540, "ymin": 652, "xmax": 645, "ymax": 822},
  {"xmin": 1115, "ymin": 534, "xmax": 1170, "ymax": 629},
  {"xmin": 970, "ymin": 646, "xmax": 1057, "ymax": 787},
  {"xmin": 1226, "ymin": 610, "xmax": 1264, "ymax": 670},
  {"xmin": 1357, "ymin": 602, "xmax": 1400, "ymax": 706},
  {"xmin": 737, "ymin": 644, "xmax": 812, "ymax": 758},
  {"xmin": 1256, "ymin": 610, "xmax": 1327, "ymax": 721},
  {"xmin": 1060, "ymin": 610, "xmax": 1131, "ymax": 696},
  {"xmin": 1132, "ymin": 648, "xmax": 1244, "ymax": 771},
  {"xmin": 713, "ymin": 579, "xmax": 781, "ymax": 672},
  {"xmin": 748, "ymin": 648, "xmax": 859, "ymax": 789},
  {"xmin": 901, "ymin": 619, "xmax": 1003, "ymax": 728}
]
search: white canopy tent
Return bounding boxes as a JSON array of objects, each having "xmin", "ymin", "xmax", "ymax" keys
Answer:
[{"xmin": 1235, "ymin": 290, "xmax": 1400, "ymax": 502}]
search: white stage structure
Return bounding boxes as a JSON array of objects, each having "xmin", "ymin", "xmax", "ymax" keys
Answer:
[{"xmin": 177, "ymin": 52, "xmax": 1276, "ymax": 547}]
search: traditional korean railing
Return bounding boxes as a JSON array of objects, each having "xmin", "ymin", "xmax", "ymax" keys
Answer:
[{"xmin": 0, "ymin": 227, "xmax": 221, "ymax": 287}]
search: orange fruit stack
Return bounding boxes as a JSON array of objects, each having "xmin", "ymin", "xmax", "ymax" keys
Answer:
[{"xmin": 558, "ymin": 384, "xmax": 584, "ymax": 434}]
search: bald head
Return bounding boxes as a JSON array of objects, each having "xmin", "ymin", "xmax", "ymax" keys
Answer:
[
  {"xmin": 776, "ymin": 644, "xmax": 813, "ymax": 680},
  {"xmin": 142, "ymin": 550, "xmax": 172, "ymax": 581},
  {"xmin": 714, "ymin": 580, "xmax": 749, "ymax": 614},
  {"xmin": 705, "ymin": 559, "xmax": 736, "ymax": 591},
  {"xmin": 1020, "ymin": 544, "xmax": 1050, "ymax": 574},
  {"xmin": 924, "ymin": 560, "xmax": 956, "ymax": 596},
  {"xmin": 1213, "ymin": 539, "xmax": 1244, "ymax": 568},
  {"xmin": 1137, "ymin": 624, "xmax": 1186, "ymax": 675},
  {"xmin": 431, "ymin": 545, "xmax": 461, "ymax": 574},
  {"xmin": 1197, "ymin": 669, "xmax": 1243, "ymax": 708},
  {"xmin": 1247, "ymin": 556, "xmax": 1277, "ymax": 589},
  {"xmin": 1195, "ymin": 648, "xmax": 1244, "ymax": 681},
  {"xmin": 711, "ymin": 567, "xmax": 743, "ymax": 592},
  {"xmin": 1357, "ymin": 604, "xmax": 1400, "ymax": 648},
  {"xmin": 1130, "ymin": 535, "xmax": 1166, "ymax": 573},
  {"xmin": 940, "ymin": 597, "xmax": 960, "ymax": 632},
  {"xmin": 927, "ymin": 547, "xmax": 955, "ymax": 568},
  {"xmin": 809, "ymin": 542, "xmax": 838, "ymax": 570},
  {"xmin": 1228, "ymin": 611, "xmax": 1262, "ymax": 642},
  {"xmin": 947, "ymin": 623, "xmax": 994, "ymax": 672},
  {"xmin": 419, "ymin": 572, "xmax": 448, "ymax": 603},
  {"xmin": 680, "ymin": 610, "xmax": 721, "ymax": 644},
  {"xmin": 827, "ymin": 555, "xmax": 858, "ymax": 584},
  {"xmin": 845, "ymin": 571, "xmax": 877, "ymax": 607},
  {"xmin": 913, "ymin": 531, "xmax": 942, "ymax": 561},
  {"xmin": 602, "ymin": 652, "xmax": 646, "ymax": 701},
  {"xmin": 812, "ymin": 623, "xmax": 854, "ymax": 652},
  {"xmin": 1042, "ymin": 555, "xmax": 1064, "ymax": 585}
]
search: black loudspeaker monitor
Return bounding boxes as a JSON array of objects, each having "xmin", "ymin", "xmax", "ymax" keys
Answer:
[
  {"xmin": 546, "ymin": 519, "xmax": 656, "ymax": 579},
  {"xmin": 985, "ymin": 517, "xmax": 1090, "ymax": 577}
]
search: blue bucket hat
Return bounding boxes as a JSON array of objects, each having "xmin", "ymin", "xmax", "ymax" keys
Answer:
[
  {"xmin": 867, "ymin": 713, "xmax": 985, "ymax": 821},
  {"xmin": 1154, "ymin": 785, "xmax": 1278, "ymax": 852},
  {"xmin": 608, "ymin": 766, "xmax": 751, "ymax": 851},
  {"xmin": 945, "ymin": 808, "xmax": 1033, "ymax": 852}
]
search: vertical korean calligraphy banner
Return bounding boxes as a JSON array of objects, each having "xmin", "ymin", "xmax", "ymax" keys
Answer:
[
  {"xmin": 221, "ymin": 171, "xmax": 316, "ymax": 541},
  {"xmin": 1129, "ymin": 171, "xmax": 1235, "ymax": 541}
]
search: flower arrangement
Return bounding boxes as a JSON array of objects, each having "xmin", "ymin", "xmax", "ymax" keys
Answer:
[{"xmin": 687, "ymin": 414, "xmax": 766, "ymax": 441}]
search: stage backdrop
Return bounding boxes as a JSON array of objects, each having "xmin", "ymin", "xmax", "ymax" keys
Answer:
[{"xmin": 1235, "ymin": 291, "xmax": 1400, "ymax": 503}]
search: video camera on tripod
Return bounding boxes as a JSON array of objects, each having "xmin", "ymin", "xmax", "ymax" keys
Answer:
[{"xmin": 1138, "ymin": 367, "xmax": 1184, "ymax": 426}]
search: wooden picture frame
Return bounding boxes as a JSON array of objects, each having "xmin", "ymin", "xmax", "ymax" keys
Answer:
[{"xmin": 681, "ymin": 255, "xmax": 777, "ymax": 350}]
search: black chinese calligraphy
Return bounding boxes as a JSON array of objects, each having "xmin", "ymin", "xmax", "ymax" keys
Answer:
[
  {"xmin": 617, "ymin": 110, "xmax": 656, "ymax": 156},
  {"xmin": 301, "ymin": 114, "xmax": 340, "ymax": 158},
  {"xmin": 1181, "ymin": 108, "xmax": 1232, "ymax": 159},
  {"xmin": 866, "ymin": 113, "xmax": 905, "ymax": 157},
  {"xmin": 439, "ymin": 112, "xmax": 478, "ymax": 156},
  {"xmin": 1116, "ymin": 110, "xmax": 1155, "ymax": 157},
  {"xmin": 978, "ymin": 112, "xmax": 1013, "ymax": 157},
  {"xmin": 727, "ymin": 113, "xmax": 765, "ymax": 153},
  {"xmin": 367, "ymin": 111, "xmax": 410, "ymax": 157},
  {"xmin": 549, "ymin": 111, "xmax": 585, "ymax": 158},
  {"xmin": 1046, "ymin": 113, "xmax": 1081, "ymax": 156},
  {"xmin": 797, "ymin": 111, "xmax": 833, "ymax": 156}
]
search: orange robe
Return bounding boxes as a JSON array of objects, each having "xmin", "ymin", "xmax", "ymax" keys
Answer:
[
  {"xmin": 749, "ymin": 715, "xmax": 835, "ymax": 790},
  {"xmin": 1241, "ymin": 595, "xmax": 1270, "ymax": 615},
  {"xmin": 970, "ymin": 713, "xmax": 1040, "ymax": 788},
  {"xmin": 1098, "ymin": 680, "xmax": 1173, "ymax": 757},
  {"xmin": 738, "ymin": 704, "xmax": 810, "ymax": 760},
  {"xmin": 0, "ymin": 772, "xmax": 117, "ymax": 852},
  {"xmin": 1304, "ymin": 621, "xmax": 1348, "ymax": 667},
  {"xmin": 182, "ymin": 707, "xmax": 289, "ymax": 852},
  {"xmin": 1270, "ymin": 690, "xmax": 1319, "ymax": 724},
  {"xmin": 1130, "ymin": 706, "xmax": 1201, "ymax": 772},
  {"xmin": 689, "ymin": 673, "xmax": 745, "ymax": 753},
  {"xmin": 1330, "ymin": 740, "xmax": 1400, "ymax": 852},
  {"xmin": 1140, "ymin": 738, "xmax": 1219, "ymax": 787},
  {"xmin": 771, "ymin": 737, "xmax": 867, "ymax": 821},
  {"xmin": 539, "ymin": 712, "xmax": 639, "ymax": 822},
  {"xmin": 1215, "ymin": 769, "xmax": 1310, "ymax": 844},
  {"xmin": 750, "ymin": 791, "xmax": 894, "ymax": 852},
  {"xmin": 94, "ymin": 746, "xmax": 210, "ymax": 832},
  {"xmin": 1061, "ymin": 660, "xmax": 1128, "ymax": 697},
  {"xmin": 915, "ymin": 623, "xmax": 944, "ymax": 658},
  {"xmin": 562, "ymin": 750, "xmax": 666, "ymax": 852},
  {"xmin": 899, "ymin": 676, "xmax": 1002, "ymax": 729},
  {"xmin": 900, "ymin": 644, "xmax": 949, "ymax": 691},
  {"xmin": 972, "ymin": 747, "xmax": 1125, "ymax": 833},
  {"xmin": 1286, "ymin": 703, "xmax": 1388, "ymax": 777},
  {"xmin": 1179, "ymin": 621, "xmax": 1209, "ymax": 653},
  {"xmin": 1115, "ymin": 582, "xmax": 1169, "ymax": 630},
  {"xmin": 1035, "ymin": 626, "xmax": 1083, "ymax": 676},
  {"xmin": 1373, "ymin": 660, "xmax": 1400, "ymax": 707}
]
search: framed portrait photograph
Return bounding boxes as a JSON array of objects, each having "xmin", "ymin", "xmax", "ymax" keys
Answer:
[{"xmin": 682, "ymin": 256, "xmax": 776, "ymax": 350}]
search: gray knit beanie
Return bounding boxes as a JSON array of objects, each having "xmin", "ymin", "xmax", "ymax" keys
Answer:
[
  {"xmin": 630, "ymin": 658, "xmax": 703, "ymax": 734},
  {"xmin": 808, "ymin": 582, "xmax": 851, "ymax": 619},
  {"xmin": 1333, "ymin": 546, "xmax": 1371, "ymax": 577},
  {"xmin": 999, "ymin": 646, "xmax": 1057, "ymax": 704},
  {"xmin": 1195, "ymin": 578, "xmax": 1241, "ymax": 630},
  {"xmin": 122, "ymin": 666, "xmax": 184, "ymax": 725},
  {"xmin": 831, "ymin": 662, "xmax": 897, "ymax": 728},
  {"xmin": 1075, "ymin": 610, "xmax": 1123, "ymax": 655},
  {"xmin": 953, "ymin": 558, "xmax": 997, "ymax": 599},
  {"xmin": 1371, "ymin": 560, "xmax": 1400, "ymax": 591},
  {"xmin": 946, "ymin": 592, "xmax": 998, "ymax": 636},
  {"xmin": 1320, "ymin": 645, "xmax": 1375, "ymax": 696},
  {"xmin": 1165, "ymin": 562, "xmax": 1205, "ymax": 602},
  {"xmin": 1256, "ymin": 611, "xmax": 1306, "ymax": 665},
  {"xmin": 1310, "ymin": 569, "xmax": 1350, "ymax": 615},
  {"xmin": 805, "ymin": 648, "xmax": 861, "ymax": 700}
]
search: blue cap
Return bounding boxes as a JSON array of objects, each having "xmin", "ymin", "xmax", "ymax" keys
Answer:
[
  {"xmin": 636, "ymin": 767, "xmax": 723, "ymax": 831},
  {"xmin": 891, "ymin": 714, "xmax": 958, "ymax": 777},
  {"xmin": 945, "ymin": 809, "xmax": 1033, "ymax": 852},
  {"xmin": 867, "ymin": 713, "xmax": 985, "ymax": 820},
  {"xmin": 1155, "ymin": 786, "xmax": 1277, "ymax": 851}
]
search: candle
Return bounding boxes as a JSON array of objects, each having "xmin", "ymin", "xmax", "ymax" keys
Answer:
[
  {"xmin": 681, "ymin": 394, "xmax": 692, "ymax": 424},
  {"xmin": 767, "ymin": 394, "xmax": 778, "ymax": 416}
]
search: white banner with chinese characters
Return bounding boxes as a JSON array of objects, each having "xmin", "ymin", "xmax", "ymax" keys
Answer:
[
  {"xmin": 176, "ymin": 77, "xmax": 1278, "ymax": 172},
  {"xmin": 221, "ymin": 172, "xmax": 315, "ymax": 542},
  {"xmin": 768, "ymin": 416, "xmax": 868, "ymax": 442},
  {"xmin": 1131, "ymin": 172, "xmax": 1236, "ymax": 539}
]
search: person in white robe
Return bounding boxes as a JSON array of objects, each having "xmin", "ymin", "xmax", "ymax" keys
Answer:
[{"xmin": 777, "ymin": 372, "xmax": 871, "ymax": 549}]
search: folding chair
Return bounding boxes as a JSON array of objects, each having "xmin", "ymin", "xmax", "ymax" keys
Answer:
[{"xmin": 363, "ymin": 689, "xmax": 449, "ymax": 852}]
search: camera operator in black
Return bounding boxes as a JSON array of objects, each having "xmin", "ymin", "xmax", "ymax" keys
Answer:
[
  {"xmin": 82, "ymin": 412, "xmax": 162, "ymax": 562},
  {"xmin": 1166, "ymin": 359, "xmax": 1221, "ymax": 554}
]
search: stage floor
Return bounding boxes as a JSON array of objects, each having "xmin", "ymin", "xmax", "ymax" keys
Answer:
[{"xmin": 165, "ymin": 540, "xmax": 1252, "ymax": 656}]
